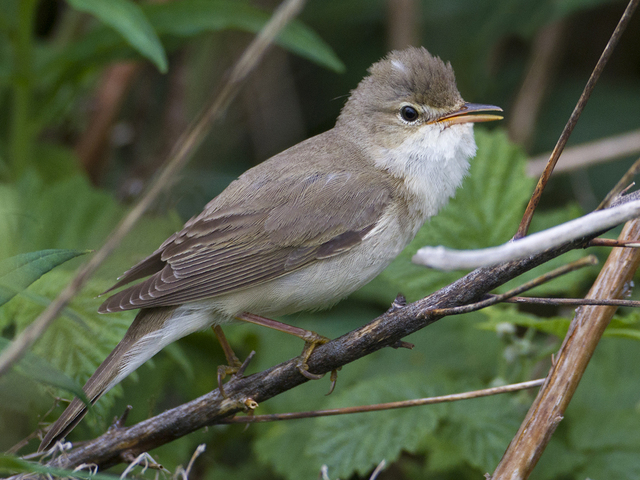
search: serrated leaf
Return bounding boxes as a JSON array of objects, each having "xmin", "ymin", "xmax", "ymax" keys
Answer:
[
  {"xmin": 0, "ymin": 249, "xmax": 88, "ymax": 306},
  {"xmin": 0, "ymin": 337, "xmax": 87, "ymax": 403},
  {"xmin": 0, "ymin": 268, "xmax": 134, "ymax": 431},
  {"xmin": 255, "ymin": 372, "xmax": 449, "ymax": 480},
  {"xmin": 67, "ymin": 0, "xmax": 168, "ymax": 72},
  {"xmin": 308, "ymin": 373, "xmax": 447, "ymax": 478},
  {"xmin": 428, "ymin": 393, "xmax": 521, "ymax": 473}
]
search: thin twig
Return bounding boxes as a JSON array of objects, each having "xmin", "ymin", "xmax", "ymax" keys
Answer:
[
  {"xmin": 219, "ymin": 379, "xmax": 545, "ymax": 423},
  {"xmin": 0, "ymin": 0, "xmax": 307, "ymax": 378},
  {"xmin": 598, "ymin": 157, "xmax": 640, "ymax": 209},
  {"xmin": 413, "ymin": 195, "xmax": 640, "ymax": 270},
  {"xmin": 427, "ymin": 256, "xmax": 597, "ymax": 316},
  {"xmin": 498, "ymin": 295, "xmax": 640, "ymax": 308},
  {"xmin": 588, "ymin": 237, "xmax": 640, "ymax": 247},
  {"xmin": 515, "ymin": 0, "xmax": 639, "ymax": 239}
]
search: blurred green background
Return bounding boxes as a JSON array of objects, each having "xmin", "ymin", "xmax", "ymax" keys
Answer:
[{"xmin": 2, "ymin": 0, "xmax": 640, "ymax": 479}]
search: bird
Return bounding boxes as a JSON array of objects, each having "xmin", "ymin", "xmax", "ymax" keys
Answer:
[{"xmin": 39, "ymin": 46, "xmax": 502, "ymax": 451}]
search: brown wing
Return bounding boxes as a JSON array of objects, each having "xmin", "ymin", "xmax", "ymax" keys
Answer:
[{"xmin": 99, "ymin": 149, "xmax": 394, "ymax": 313}]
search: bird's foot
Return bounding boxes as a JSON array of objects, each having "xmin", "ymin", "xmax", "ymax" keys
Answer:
[
  {"xmin": 295, "ymin": 333, "xmax": 339, "ymax": 394},
  {"xmin": 217, "ymin": 351, "xmax": 256, "ymax": 398}
]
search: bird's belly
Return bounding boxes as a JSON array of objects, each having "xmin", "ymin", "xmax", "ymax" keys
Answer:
[{"xmin": 210, "ymin": 215, "xmax": 417, "ymax": 318}]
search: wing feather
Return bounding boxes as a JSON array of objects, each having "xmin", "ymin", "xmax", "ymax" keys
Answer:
[{"xmin": 99, "ymin": 133, "xmax": 395, "ymax": 313}]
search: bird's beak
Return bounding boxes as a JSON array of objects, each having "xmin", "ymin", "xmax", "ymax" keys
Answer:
[{"xmin": 434, "ymin": 103, "xmax": 503, "ymax": 125}]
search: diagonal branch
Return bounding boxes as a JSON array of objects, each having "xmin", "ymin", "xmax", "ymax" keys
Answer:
[
  {"xmin": 515, "ymin": 0, "xmax": 639, "ymax": 239},
  {"xmin": 491, "ymin": 218, "xmax": 640, "ymax": 479},
  {"xmin": 40, "ymin": 191, "xmax": 640, "ymax": 472}
]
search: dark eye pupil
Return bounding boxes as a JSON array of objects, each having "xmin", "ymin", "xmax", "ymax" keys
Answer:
[{"xmin": 401, "ymin": 106, "xmax": 418, "ymax": 122}]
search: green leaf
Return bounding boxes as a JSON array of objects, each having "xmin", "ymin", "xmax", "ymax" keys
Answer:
[
  {"xmin": 426, "ymin": 393, "xmax": 521, "ymax": 473},
  {"xmin": 43, "ymin": 0, "xmax": 342, "ymax": 84},
  {"xmin": 256, "ymin": 372, "xmax": 448, "ymax": 480},
  {"xmin": 0, "ymin": 249, "xmax": 88, "ymax": 306},
  {"xmin": 477, "ymin": 307, "xmax": 571, "ymax": 339},
  {"xmin": 0, "ymin": 337, "xmax": 87, "ymax": 403},
  {"xmin": 0, "ymin": 268, "xmax": 134, "ymax": 432},
  {"xmin": 0, "ymin": 453, "xmax": 119, "ymax": 478},
  {"xmin": 569, "ymin": 407, "xmax": 640, "ymax": 451},
  {"xmin": 577, "ymin": 451, "xmax": 640, "ymax": 480},
  {"xmin": 144, "ymin": 0, "xmax": 344, "ymax": 73},
  {"xmin": 479, "ymin": 308, "xmax": 640, "ymax": 342},
  {"xmin": 309, "ymin": 373, "xmax": 445, "ymax": 478},
  {"xmin": 66, "ymin": 0, "xmax": 168, "ymax": 73}
]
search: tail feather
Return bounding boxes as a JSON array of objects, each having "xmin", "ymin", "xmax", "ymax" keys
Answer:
[{"xmin": 39, "ymin": 307, "xmax": 176, "ymax": 451}]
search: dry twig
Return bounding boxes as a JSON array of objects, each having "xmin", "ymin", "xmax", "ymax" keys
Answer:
[
  {"xmin": 515, "ymin": 0, "xmax": 639, "ymax": 239},
  {"xmin": 491, "ymin": 217, "xmax": 640, "ymax": 479}
]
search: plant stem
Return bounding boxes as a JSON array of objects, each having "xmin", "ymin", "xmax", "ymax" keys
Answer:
[{"xmin": 10, "ymin": 0, "xmax": 38, "ymax": 178}]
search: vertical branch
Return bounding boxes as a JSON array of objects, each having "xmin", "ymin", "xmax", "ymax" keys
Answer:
[{"xmin": 491, "ymin": 218, "xmax": 640, "ymax": 479}]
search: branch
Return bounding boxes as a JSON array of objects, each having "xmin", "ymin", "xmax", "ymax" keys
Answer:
[
  {"xmin": 40, "ymin": 193, "xmax": 640, "ymax": 472},
  {"xmin": 412, "ymin": 192, "xmax": 640, "ymax": 270},
  {"xmin": 515, "ymin": 0, "xmax": 639, "ymax": 238},
  {"xmin": 220, "ymin": 379, "xmax": 545, "ymax": 423},
  {"xmin": 491, "ymin": 218, "xmax": 640, "ymax": 479}
]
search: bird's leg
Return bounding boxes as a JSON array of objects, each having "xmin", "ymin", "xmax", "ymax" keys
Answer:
[
  {"xmin": 212, "ymin": 325, "xmax": 243, "ymax": 397},
  {"xmin": 235, "ymin": 312, "xmax": 333, "ymax": 382}
]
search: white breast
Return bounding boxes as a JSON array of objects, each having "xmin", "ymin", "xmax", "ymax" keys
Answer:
[{"xmin": 372, "ymin": 123, "xmax": 477, "ymax": 221}]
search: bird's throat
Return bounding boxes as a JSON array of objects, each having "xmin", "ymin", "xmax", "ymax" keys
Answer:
[{"xmin": 375, "ymin": 124, "xmax": 477, "ymax": 220}]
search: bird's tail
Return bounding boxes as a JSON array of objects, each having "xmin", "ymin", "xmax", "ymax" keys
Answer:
[{"xmin": 39, "ymin": 307, "xmax": 176, "ymax": 451}]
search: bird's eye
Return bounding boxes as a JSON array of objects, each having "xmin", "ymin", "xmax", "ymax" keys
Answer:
[{"xmin": 400, "ymin": 105, "xmax": 419, "ymax": 122}]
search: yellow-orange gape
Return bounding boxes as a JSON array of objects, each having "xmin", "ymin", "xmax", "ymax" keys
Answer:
[{"xmin": 40, "ymin": 47, "xmax": 502, "ymax": 450}]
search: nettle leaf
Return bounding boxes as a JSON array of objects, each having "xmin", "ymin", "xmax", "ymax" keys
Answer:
[
  {"xmin": 255, "ymin": 372, "xmax": 448, "ymax": 480},
  {"xmin": 0, "ymin": 249, "xmax": 88, "ymax": 307},
  {"xmin": 426, "ymin": 393, "xmax": 521, "ymax": 474},
  {"xmin": 359, "ymin": 128, "xmax": 534, "ymax": 305},
  {"xmin": 67, "ymin": 0, "xmax": 168, "ymax": 73},
  {"xmin": 309, "ymin": 373, "xmax": 447, "ymax": 478}
]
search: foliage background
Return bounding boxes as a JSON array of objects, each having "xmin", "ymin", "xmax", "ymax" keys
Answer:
[{"xmin": 1, "ymin": 0, "xmax": 640, "ymax": 478}]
